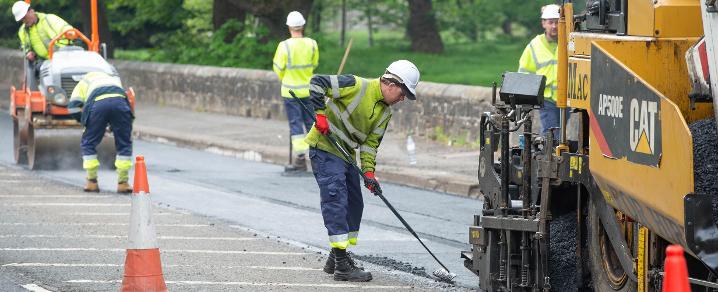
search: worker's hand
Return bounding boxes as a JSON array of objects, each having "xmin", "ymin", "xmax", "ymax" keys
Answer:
[
  {"xmin": 26, "ymin": 52, "xmax": 35, "ymax": 62},
  {"xmin": 315, "ymin": 113, "xmax": 329, "ymax": 135},
  {"xmin": 364, "ymin": 171, "xmax": 380, "ymax": 194}
]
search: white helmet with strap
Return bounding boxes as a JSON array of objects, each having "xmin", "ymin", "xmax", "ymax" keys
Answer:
[
  {"xmin": 12, "ymin": 1, "xmax": 30, "ymax": 22},
  {"xmin": 286, "ymin": 11, "xmax": 306, "ymax": 27},
  {"xmin": 384, "ymin": 60, "xmax": 420, "ymax": 100}
]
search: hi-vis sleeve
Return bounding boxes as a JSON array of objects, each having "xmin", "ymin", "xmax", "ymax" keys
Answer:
[{"xmin": 308, "ymin": 74, "xmax": 361, "ymax": 114}]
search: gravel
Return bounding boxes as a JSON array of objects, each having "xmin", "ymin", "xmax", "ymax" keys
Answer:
[
  {"xmin": 549, "ymin": 211, "xmax": 578, "ymax": 292},
  {"xmin": 689, "ymin": 118, "xmax": 718, "ymax": 227},
  {"xmin": 353, "ymin": 254, "xmax": 431, "ymax": 278}
]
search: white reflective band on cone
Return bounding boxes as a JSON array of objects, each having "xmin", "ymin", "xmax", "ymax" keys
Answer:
[{"xmin": 128, "ymin": 192, "xmax": 158, "ymax": 249}]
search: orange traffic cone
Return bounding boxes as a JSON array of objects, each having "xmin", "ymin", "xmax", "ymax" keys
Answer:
[
  {"xmin": 662, "ymin": 245, "xmax": 691, "ymax": 292},
  {"xmin": 121, "ymin": 156, "xmax": 168, "ymax": 292}
]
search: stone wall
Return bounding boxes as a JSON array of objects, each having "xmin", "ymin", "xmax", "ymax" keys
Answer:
[{"xmin": 0, "ymin": 48, "xmax": 494, "ymax": 139}]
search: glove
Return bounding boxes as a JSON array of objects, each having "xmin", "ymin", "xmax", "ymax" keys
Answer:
[
  {"xmin": 315, "ymin": 113, "xmax": 329, "ymax": 135},
  {"xmin": 364, "ymin": 171, "xmax": 380, "ymax": 194}
]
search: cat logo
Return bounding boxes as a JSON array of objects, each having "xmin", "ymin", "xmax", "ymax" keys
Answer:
[{"xmin": 629, "ymin": 99, "xmax": 658, "ymax": 154}]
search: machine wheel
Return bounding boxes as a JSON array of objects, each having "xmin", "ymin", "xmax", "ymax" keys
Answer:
[
  {"xmin": 12, "ymin": 116, "xmax": 28, "ymax": 165},
  {"xmin": 26, "ymin": 122, "xmax": 37, "ymax": 170},
  {"xmin": 587, "ymin": 201, "xmax": 637, "ymax": 291}
]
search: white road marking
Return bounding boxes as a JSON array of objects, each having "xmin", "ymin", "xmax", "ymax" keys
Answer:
[
  {"xmin": 65, "ymin": 280, "xmax": 413, "ymax": 289},
  {"xmin": 4, "ymin": 263, "xmax": 321, "ymax": 271},
  {"xmin": 20, "ymin": 284, "xmax": 52, "ymax": 292},
  {"xmin": 2, "ymin": 203, "xmax": 129, "ymax": 207},
  {"xmin": 0, "ymin": 234, "xmax": 258, "ymax": 241},
  {"xmin": 0, "ymin": 195, "xmax": 113, "ymax": 198},
  {"xmin": 0, "ymin": 223, "xmax": 208, "ymax": 227},
  {"xmin": 60, "ymin": 212, "xmax": 176, "ymax": 216},
  {"xmin": 0, "ymin": 248, "xmax": 310, "ymax": 255}
]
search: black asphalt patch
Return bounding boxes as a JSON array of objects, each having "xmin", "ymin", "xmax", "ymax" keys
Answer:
[
  {"xmin": 689, "ymin": 118, "xmax": 718, "ymax": 227},
  {"xmin": 549, "ymin": 210, "xmax": 578, "ymax": 292}
]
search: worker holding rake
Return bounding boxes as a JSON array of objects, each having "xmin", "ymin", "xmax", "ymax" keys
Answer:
[{"xmin": 304, "ymin": 60, "xmax": 420, "ymax": 282}]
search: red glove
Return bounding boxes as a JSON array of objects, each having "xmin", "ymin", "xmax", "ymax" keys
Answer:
[
  {"xmin": 364, "ymin": 171, "xmax": 380, "ymax": 193},
  {"xmin": 315, "ymin": 113, "xmax": 329, "ymax": 135}
]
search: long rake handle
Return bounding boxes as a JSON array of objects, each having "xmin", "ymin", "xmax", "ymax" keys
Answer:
[{"xmin": 289, "ymin": 90, "xmax": 451, "ymax": 273}]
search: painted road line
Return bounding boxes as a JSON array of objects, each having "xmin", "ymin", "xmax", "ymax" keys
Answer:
[
  {"xmin": 4, "ymin": 263, "xmax": 321, "ymax": 271},
  {"xmin": 65, "ymin": 280, "xmax": 414, "ymax": 289},
  {"xmin": 21, "ymin": 284, "xmax": 52, "ymax": 292},
  {"xmin": 0, "ymin": 195, "xmax": 114, "ymax": 198},
  {"xmin": 0, "ymin": 234, "xmax": 259, "ymax": 241},
  {"xmin": 2, "ymin": 203, "xmax": 129, "ymax": 207},
  {"xmin": 60, "ymin": 212, "xmax": 176, "ymax": 216},
  {"xmin": 0, "ymin": 223, "xmax": 209, "ymax": 227},
  {"xmin": 0, "ymin": 248, "xmax": 311, "ymax": 255}
]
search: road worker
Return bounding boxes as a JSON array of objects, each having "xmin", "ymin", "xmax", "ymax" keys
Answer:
[
  {"xmin": 518, "ymin": 4, "xmax": 560, "ymax": 137},
  {"xmin": 68, "ymin": 72, "xmax": 133, "ymax": 193},
  {"xmin": 305, "ymin": 60, "xmax": 420, "ymax": 282},
  {"xmin": 12, "ymin": 1, "xmax": 73, "ymax": 88},
  {"xmin": 273, "ymin": 11, "xmax": 319, "ymax": 172}
]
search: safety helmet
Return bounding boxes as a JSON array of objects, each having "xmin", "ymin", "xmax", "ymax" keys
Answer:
[
  {"xmin": 541, "ymin": 4, "xmax": 560, "ymax": 19},
  {"xmin": 12, "ymin": 1, "xmax": 30, "ymax": 22},
  {"xmin": 286, "ymin": 11, "xmax": 306, "ymax": 27},
  {"xmin": 384, "ymin": 60, "xmax": 420, "ymax": 100}
]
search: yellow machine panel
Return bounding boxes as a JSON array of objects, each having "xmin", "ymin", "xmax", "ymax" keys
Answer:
[
  {"xmin": 628, "ymin": 0, "xmax": 703, "ymax": 37},
  {"xmin": 567, "ymin": 57, "xmax": 591, "ymax": 109}
]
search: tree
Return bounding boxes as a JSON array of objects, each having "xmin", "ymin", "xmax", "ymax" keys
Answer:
[
  {"xmin": 212, "ymin": 0, "xmax": 314, "ymax": 42},
  {"xmin": 407, "ymin": 0, "xmax": 443, "ymax": 53}
]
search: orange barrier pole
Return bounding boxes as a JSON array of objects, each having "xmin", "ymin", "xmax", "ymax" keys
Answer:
[
  {"xmin": 662, "ymin": 245, "xmax": 691, "ymax": 292},
  {"xmin": 121, "ymin": 156, "xmax": 167, "ymax": 292},
  {"xmin": 90, "ymin": 0, "xmax": 99, "ymax": 52}
]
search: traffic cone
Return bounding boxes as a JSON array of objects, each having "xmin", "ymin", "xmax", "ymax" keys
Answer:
[
  {"xmin": 121, "ymin": 155, "xmax": 168, "ymax": 292},
  {"xmin": 662, "ymin": 245, "xmax": 691, "ymax": 292}
]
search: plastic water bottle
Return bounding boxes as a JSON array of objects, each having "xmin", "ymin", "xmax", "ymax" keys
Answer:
[{"xmin": 406, "ymin": 135, "xmax": 417, "ymax": 165}]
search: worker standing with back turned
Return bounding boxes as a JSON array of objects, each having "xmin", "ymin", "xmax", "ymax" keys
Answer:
[
  {"xmin": 68, "ymin": 72, "xmax": 134, "ymax": 193},
  {"xmin": 273, "ymin": 11, "xmax": 319, "ymax": 172},
  {"xmin": 518, "ymin": 4, "xmax": 560, "ymax": 137},
  {"xmin": 305, "ymin": 60, "xmax": 420, "ymax": 282}
]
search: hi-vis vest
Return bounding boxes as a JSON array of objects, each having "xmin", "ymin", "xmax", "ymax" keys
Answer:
[
  {"xmin": 273, "ymin": 37, "xmax": 319, "ymax": 98},
  {"xmin": 18, "ymin": 13, "xmax": 72, "ymax": 59},
  {"xmin": 305, "ymin": 75, "xmax": 391, "ymax": 173},
  {"xmin": 518, "ymin": 34, "xmax": 558, "ymax": 102}
]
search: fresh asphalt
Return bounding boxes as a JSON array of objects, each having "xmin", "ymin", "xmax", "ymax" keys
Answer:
[{"xmin": 0, "ymin": 112, "xmax": 484, "ymax": 290}]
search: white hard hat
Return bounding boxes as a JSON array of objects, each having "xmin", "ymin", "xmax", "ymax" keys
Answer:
[
  {"xmin": 286, "ymin": 11, "xmax": 306, "ymax": 27},
  {"xmin": 12, "ymin": 1, "xmax": 30, "ymax": 22},
  {"xmin": 541, "ymin": 4, "xmax": 560, "ymax": 19},
  {"xmin": 384, "ymin": 60, "xmax": 420, "ymax": 100}
]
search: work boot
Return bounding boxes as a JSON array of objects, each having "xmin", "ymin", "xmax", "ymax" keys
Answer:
[
  {"xmin": 117, "ymin": 182, "xmax": 132, "ymax": 194},
  {"xmin": 284, "ymin": 154, "xmax": 307, "ymax": 172},
  {"xmin": 84, "ymin": 179, "xmax": 99, "ymax": 193},
  {"xmin": 324, "ymin": 249, "xmax": 364, "ymax": 274},
  {"xmin": 333, "ymin": 248, "xmax": 372, "ymax": 282}
]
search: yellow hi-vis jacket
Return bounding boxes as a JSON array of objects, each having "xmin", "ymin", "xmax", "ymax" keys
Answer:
[
  {"xmin": 272, "ymin": 37, "xmax": 319, "ymax": 98},
  {"xmin": 18, "ymin": 12, "xmax": 73, "ymax": 60},
  {"xmin": 518, "ymin": 34, "xmax": 558, "ymax": 102},
  {"xmin": 305, "ymin": 75, "xmax": 391, "ymax": 173}
]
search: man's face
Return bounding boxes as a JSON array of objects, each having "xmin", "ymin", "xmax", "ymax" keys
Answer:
[
  {"xmin": 542, "ymin": 18, "xmax": 558, "ymax": 39},
  {"xmin": 21, "ymin": 9, "xmax": 37, "ymax": 26},
  {"xmin": 383, "ymin": 83, "xmax": 406, "ymax": 106}
]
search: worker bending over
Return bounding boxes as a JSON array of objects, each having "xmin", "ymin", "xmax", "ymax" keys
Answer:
[
  {"xmin": 306, "ymin": 60, "xmax": 420, "ymax": 281},
  {"xmin": 273, "ymin": 11, "xmax": 319, "ymax": 172},
  {"xmin": 68, "ymin": 72, "xmax": 134, "ymax": 193},
  {"xmin": 519, "ymin": 4, "xmax": 560, "ymax": 137}
]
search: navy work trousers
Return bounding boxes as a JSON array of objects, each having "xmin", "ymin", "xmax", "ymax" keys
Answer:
[
  {"xmin": 309, "ymin": 148, "xmax": 364, "ymax": 246},
  {"xmin": 81, "ymin": 98, "xmax": 133, "ymax": 157},
  {"xmin": 284, "ymin": 98, "xmax": 314, "ymax": 136},
  {"xmin": 540, "ymin": 100, "xmax": 561, "ymax": 140}
]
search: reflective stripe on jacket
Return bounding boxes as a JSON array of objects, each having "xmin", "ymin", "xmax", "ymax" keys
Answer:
[
  {"xmin": 273, "ymin": 37, "xmax": 319, "ymax": 98},
  {"xmin": 18, "ymin": 13, "xmax": 73, "ymax": 59},
  {"xmin": 518, "ymin": 34, "xmax": 558, "ymax": 102},
  {"xmin": 67, "ymin": 72, "xmax": 126, "ymax": 125},
  {"xmin": 305, "ymin": 75, "xmax": 390, "ymax": 173}
]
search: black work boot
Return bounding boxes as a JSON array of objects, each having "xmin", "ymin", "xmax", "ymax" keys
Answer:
[
  {"xmin": 332, "ymin": 248, "xmax": 372, "ymax": 282},
  {"xmin": 324, "ymin": 249, "xmax": 364, "ymax": 274}
]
